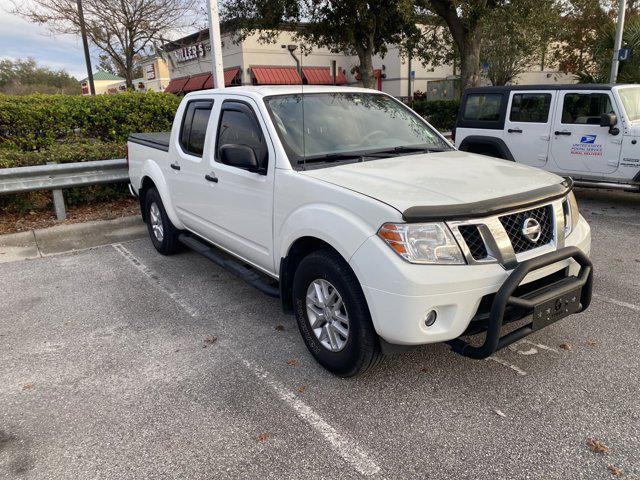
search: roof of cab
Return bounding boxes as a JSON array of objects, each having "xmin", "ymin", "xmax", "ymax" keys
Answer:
[
  {"xmin": 462, "ymin": 84, "xmax": 626, "ymax": 94},
  {"xmin": 184, "ymin": 84, "xmax": 381, "ymax": 98}
]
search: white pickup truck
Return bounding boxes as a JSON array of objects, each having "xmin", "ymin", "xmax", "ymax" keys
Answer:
[
  {"xmin": 454, "ymin": 84, "xmax": 640, "ymax": 191},
  {"xmin": 127, "ymin": 86, "xmax": 593, "ymax": 376}
]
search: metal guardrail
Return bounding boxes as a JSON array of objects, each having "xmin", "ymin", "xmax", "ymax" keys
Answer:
[{"xmin": 0, "ymin": 159, "xmax": 129, "ymax": 220}]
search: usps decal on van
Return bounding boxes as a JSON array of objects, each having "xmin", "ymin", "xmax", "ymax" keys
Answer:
[{"xmin": 571, "ymin": 134, "xmax": 603, "ymax": 156}]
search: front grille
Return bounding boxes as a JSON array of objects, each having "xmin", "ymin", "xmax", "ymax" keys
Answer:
[
  {"xmin": 499, "ymin": 205, "xmax": 554, "ymax": 254},
  {"xmin": 458, "ymin": 225, "xmax": 488, "ymax": 260}
]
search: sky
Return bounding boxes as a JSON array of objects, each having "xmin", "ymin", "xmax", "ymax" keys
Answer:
[
  {"xmin": 0, "ymin": 0, "xmax": 208, "ymax": 80},
  {"xmin": 0, "ymin": 0, "xmax": 95, "ymax": 79}
]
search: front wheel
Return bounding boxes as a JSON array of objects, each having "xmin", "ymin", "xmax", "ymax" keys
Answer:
[{"xmin": 292, "ymin": 249, "xmax": 382, "ymax": 377}]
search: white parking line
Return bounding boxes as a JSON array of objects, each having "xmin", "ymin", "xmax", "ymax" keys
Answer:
[
  {"xmin": 239, "ymin": 357, "xmax": 380, "ymax": 476},
  {"xmin": 593, "ymin": 293, "xmax": 640, "ymax": 312},
  {"xmin": 112, "ymin": 243, "xmax": 381, "ymax": 477},
  {"xmin": 486, "ymin": 356, "xmax": 527, "ymax": 376}
]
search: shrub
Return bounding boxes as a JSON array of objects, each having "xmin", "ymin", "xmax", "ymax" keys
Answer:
[
  {"xmin": 0, "ymin": 140, "xmax": 129, "ymax": 214},
  {"xmin": 411, "ymin": 99, "xmax": 460, "ymax": 132},
  {"xmin": 0, "ymin": 140, "xmax": 125, "ymax": 168},
  {"xmin": 0, "ymin": 91, "xmax": 180, "ymax": 151}
]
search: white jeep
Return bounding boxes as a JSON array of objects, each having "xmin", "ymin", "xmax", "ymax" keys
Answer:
[{"xmin": 454, "ymin": 84, "xmax": 640, "ymax": 191}]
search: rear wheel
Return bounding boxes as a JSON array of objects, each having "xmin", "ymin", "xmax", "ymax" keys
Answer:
[
  {"xmin": 292, "ymin": 249, "xmax": 382, "ymax": 377},
  {"xmin": 144, "ymin": 188, "xmax": 181, "ymax": 255}
]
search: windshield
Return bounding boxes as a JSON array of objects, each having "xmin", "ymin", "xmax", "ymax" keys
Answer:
[
  {"xmin": 618, "ymin": 87, "xmax": 640, "ymax": 122},
  {"xmin": 264, "ymin": 92, "xmax": 451, "ymax": 168}
]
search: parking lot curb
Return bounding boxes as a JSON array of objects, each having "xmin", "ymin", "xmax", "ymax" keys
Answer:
[{"xmin": 0, "ymin": 215, "xmax": 146, "ymax": 262}]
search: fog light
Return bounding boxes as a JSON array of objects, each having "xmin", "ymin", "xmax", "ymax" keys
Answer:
[{"xmin": 424, "ymin": 310, "xmax": 437, "ymax": 327}]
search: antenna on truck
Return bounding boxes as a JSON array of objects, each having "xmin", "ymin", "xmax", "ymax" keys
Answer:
[{"xmin": 283, "ymin": 43, "xmax": 306, "ymax": 170}]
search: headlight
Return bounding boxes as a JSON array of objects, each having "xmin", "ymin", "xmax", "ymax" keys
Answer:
[
  {"xmin": 563, "ymin": 191, "xmax": 580, "ymax": 237},
  {"xmin": 377, "ymin": 222, "xmax": 465, "ymax": 264}
]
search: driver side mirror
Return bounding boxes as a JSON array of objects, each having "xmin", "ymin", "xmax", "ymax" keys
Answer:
[
  {"xmin": 600, "ymin": 113, "xmax": 619, "ymax": 135},
  {"xmin": 219, "ymin": 144, "xmax": 265, "ymax": 174}
]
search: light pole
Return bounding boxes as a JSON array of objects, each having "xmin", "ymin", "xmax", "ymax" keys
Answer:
[
  {"xmin": 205, "ymin": 0, "xmax": 225, "ymax": 89},
  {"xmin": 77, "ymin": 0, "xmax": 95, "ymax": 95},
  {"xmin": 609, "ymin": 0, "xmax": 627, "ymax": 84}
]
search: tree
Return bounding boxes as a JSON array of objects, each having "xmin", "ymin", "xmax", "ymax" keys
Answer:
[
  {"xmin": 554, "ymin": 0, "xmax": 610, "ymax": 78},
  {"xmin": 0, "ymin": 57, "xmax": 80, "ymax": 95},
  {"xmin": 222, "ymin": 0, "xmax": 418, "ymax": 88},
  {"xmin": 14, "ymin": 0, "xmax": 199, "ymax": 88},
  {"xmin": 481, "ymin": 0, "xmax": 562, "ymax": 85},
  {"xmin": 568, "ymin": 13, "xmax": 640, "ymax": 82},
  {"xmin": 414, "ymin": 0, "xmax": 502, "ymax": 92}
]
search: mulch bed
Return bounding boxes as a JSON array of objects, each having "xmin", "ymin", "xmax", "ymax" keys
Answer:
[{"xmin": 0, "ymin": 198, "xmax": 139, "ymax": 235}]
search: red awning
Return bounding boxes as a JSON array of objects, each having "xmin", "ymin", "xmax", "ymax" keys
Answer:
[
  {"xmin": 251, "ymin": 66, "xmax": 301, "ymax": 85},
  {"xmin": 224, "ymin": 67, "xmax": 241, "ymax": 86},
  {"xmin": 183, "ymin": 73, "xmax": 211, "ymax": 92},
  {"xmin": 164, "ymin": 77, "xmax": 189, "ymax": 93},
  {"xmin": 301, "ymin": 67, "xmax": 347, "ymax": 85}
]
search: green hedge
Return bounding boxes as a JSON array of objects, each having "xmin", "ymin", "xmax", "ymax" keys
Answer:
[
  {"xmin": 412, "ymin": 100, "xmax": 460, "ymax": 132},
  {"xmin": 0, "ymin": 141, "xmax": 125, "ymax": 169},
  {"xmin": 0, "ymin": 91, "xmax": 180, "ymax": 151},
  {"xmin": 0, "ymin": 92, "xmax": 176, "ymax": 215}
]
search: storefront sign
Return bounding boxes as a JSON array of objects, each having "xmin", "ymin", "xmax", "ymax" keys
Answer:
[
  {"xmin": 175, "ymin": 43, "xmax": 209, "ymax": 63},
  {"xmin": 145, "ymin": 63, "xmax": 156, "ymax": 80}
]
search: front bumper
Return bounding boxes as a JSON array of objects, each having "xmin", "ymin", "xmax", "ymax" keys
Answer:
[
  {"xmin": 349, "ymin": 215, "xmax": 591, "ymax": 348},
  {"xmin": 446, "ymin": 246, "xmax": 592, "ymax": 359}
]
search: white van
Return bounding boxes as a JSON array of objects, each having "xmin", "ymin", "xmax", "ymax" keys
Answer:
[{"xmin": 454, "ymin": 84, "xmax": 640, "ymax": 191}]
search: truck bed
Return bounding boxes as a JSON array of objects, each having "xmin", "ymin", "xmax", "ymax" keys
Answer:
[{"xmin": 128, "ymin": 132, "xmax": 170, "ymax": 152}]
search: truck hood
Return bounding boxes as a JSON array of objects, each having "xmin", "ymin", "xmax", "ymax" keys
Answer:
[{"xmin": 302, "ymin": 151, "xmax": 564, "ymax": 216}]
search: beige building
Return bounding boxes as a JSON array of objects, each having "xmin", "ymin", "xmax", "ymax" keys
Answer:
[
  {"xmin": 137, "ymin": 55, "xmax": 171, "ymax": 92},
  {"xmin": 160, "ymin": 27, "xmax": 576, "ymax": 97},
  {"xmin": 80, "ymin": 71, "xmax": 125, "ymax": 95}
]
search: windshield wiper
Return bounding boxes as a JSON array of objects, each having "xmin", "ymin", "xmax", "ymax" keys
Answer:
[
  {"xmin": 298, "ymin": 152, "xmax": 364, "ymax": 164},
  {"xmin": 367, "ymin": 145, "xmax": 445, "ymax": 157}
]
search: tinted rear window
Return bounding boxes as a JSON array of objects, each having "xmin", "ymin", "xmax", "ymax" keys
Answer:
[
  {"xmin": 463, "ymin": 94, "xmax": 503, "ymax": 122},
  {"xmin": 509, "ymin": 93, "xmax": 552, "ymax": 123}
]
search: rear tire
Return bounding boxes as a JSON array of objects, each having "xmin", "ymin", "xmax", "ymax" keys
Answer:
[
  {"xmin": 144, "ymin": 187, "xmax": 181, "ymax": 255},
  {"xmin": 292, "ymin": 249, "xmax": 382, "ymax": 377}
]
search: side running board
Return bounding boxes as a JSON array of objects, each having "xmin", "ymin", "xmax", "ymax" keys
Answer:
[{"xmin": 179, "ymin": 234, "xmax": 280, "ymax": 298}]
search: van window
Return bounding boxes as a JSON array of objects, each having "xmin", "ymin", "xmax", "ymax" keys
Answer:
[
  {"xmin": 180, "ymin": 100, "xmax": 213, "ymax": 156},
  {"xmin": 561, "ymin": 93, "xmax": 612, "ymax": 125},
  {"xmin": 510, "ymin": 93, "xmax": 552, "ymax": 123},
  {"xmin": 463, "ymin": 94, "xmax": 502, "ymax": 122}
]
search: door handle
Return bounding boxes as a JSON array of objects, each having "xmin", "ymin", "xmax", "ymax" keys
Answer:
[
  {"xmin": 554, "ymin": 131, "xmax": 571, "ymax": 136},
  {"xmin": 204, "ymin": 173, "xmax": 218, "ymax": 183},
  {"xmin": 170, "ymin": 163, "xmax": 181, "ymax": 170},
  {"xmin": 507, "ymin": 128, "xmax": 523, "ymax": 133}
]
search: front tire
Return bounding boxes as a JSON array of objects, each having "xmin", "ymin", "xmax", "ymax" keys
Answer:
[
  {"xmin": 144, "ymin": 187, "xmax": 181, "ymax": 255},
  {"xmin": 292, "ymin": 249, "xmax": 382, "ymax": 377}
]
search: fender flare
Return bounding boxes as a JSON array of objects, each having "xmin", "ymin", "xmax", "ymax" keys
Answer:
[
  {"xmin": 138, "ymin": 160, "xmax": 185, "ymax": 230},
  {"xmin": 458, "ymin": 135, "xmax": 515, "ymax": 161},
  {"xmin": 277, "ymin": 203, "xmax": 376, "ymax": 272}
]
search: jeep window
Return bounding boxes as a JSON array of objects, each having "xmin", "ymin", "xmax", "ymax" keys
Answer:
[
  {"xmin": 509, "ymin": 93, "xmax": 552, "ymax": 123},
  {"xmin": 561, "ymin": 93, "xmax": 613, "ymax": 125},
  {"xmin": 463, "ymin": 94, "xmax": 502, "ymax": 122},
  {"xmin": 618, "ymin": 87, "xmax": 640, "ymax": 122},
  {"xmin": 180, "ymin": 100, "xmax": 213, "ymax": 157},
  {"xmin": 264, "ymin": 92, "xmax": 450, "ymax": 169}
]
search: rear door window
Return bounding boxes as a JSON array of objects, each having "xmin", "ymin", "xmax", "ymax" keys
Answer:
[
  {"xmin": 509, "ymin": 93, "xmax": 552, "ymax": 123},
  {"xmin": 463, "ymin": 94, "xmax": 503, "ymax": 122},
  {"xmin": 561, "ymin": 93, "xmax": 612, "ymax": 125},
  {"xmin": 179, "ymin": 100, "xmax": 214, "ymax": 157}
]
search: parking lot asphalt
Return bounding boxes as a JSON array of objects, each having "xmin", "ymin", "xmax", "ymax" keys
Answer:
[{"xmin": 1, "ymin": 188, "xmax": 639, "ymax": 480}]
